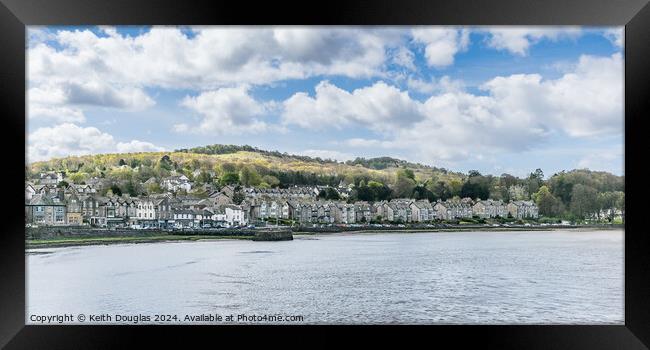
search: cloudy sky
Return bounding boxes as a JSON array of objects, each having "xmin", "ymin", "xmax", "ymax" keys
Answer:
[{"xmin": 27, "ymin": 26, "xmax": 624, "ymax": 176}]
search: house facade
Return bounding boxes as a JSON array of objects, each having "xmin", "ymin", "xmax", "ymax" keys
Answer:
[
  {"xmin": 473, "ymin": 199, "xmax": 508, "ymax": 218},
  {"xmin": 507, "ymin": 201, "xmax": 539, "ymax": 219},
  {"xmin": 25, "ymin": 194, "xmax": 67, "ymax": 225}
]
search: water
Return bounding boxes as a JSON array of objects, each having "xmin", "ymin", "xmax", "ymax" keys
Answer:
[{"xmin": 26, "ymin": 230, "xmax": 623, "ymax": 324}]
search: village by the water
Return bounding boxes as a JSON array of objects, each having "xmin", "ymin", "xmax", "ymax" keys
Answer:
[
  {"xmin": 27, "ymin": 169, "xmax": 543, "ymax": 231},
  {"xmin": 25, "ymin": 167, "xmax": 556, "ymax": 230}
]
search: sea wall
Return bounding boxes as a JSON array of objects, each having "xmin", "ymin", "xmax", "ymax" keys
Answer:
[
  {"xmin": 251, "ymin": 230, "xmax": 294, "ymax": 241},
  {"xmin": 25, "ymin": 226, "xmax": 257, "ymax": 239}
]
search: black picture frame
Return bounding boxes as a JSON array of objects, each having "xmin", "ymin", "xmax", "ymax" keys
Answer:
[{"xmin": 2, "ymin": 0, "xmax": 649, "ymax": 348}]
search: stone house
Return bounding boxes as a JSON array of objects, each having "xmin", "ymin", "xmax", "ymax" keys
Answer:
[
  {"xmin": 25, "ymin": 194, "xmax": 67, "ymax": 225},
  {"xmin": 65, "ymin": 192, "xmax": 83, "ymax": 225},
  {"xmin": 354, "ymin": 202, "xmax": 372, "ymax": 223},
  {"xmin": 473, "ymin": 199, "xmax": 508, "ymax": 218},
  {"xmin": 410, "ymin": 200, "xmax": 434, "ymax": 222},
  {"xmin": 136, "ymin": 196, "xmax": 173, "ymax": 228},
  {"xmin": 331, "ymin": 203, "xmax": 355, "ymax": 224},
  {"xmin": 507, "ymin": 201, "xmax": 539, "ymax": 219}
]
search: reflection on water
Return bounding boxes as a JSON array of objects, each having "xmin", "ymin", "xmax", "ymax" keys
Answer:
[{"xmin": 27, "ymin": 230, "xmax": 623, "ymax": 324}]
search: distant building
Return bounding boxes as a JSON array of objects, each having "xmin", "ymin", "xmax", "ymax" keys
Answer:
[
  {"xmin": 136, "ymin": 196, "xmax": 173, "ymax": 228},
  {"xmin": 25, "ymin": 194, "xmax": 67, "ymax": 225},
  {"xmin": 39, "ymin": 172, "xmax": 63, "ymax": 185},
  {"xmin": 433, "ymin": 198, "xmax": 474, "ymax": 220},
  {"xmin": 162, "ymin": 175, "xmax": 192, "ymax": 192},
  {"xmin": 473, "ymin": 199, "xmax": 507, "ymax": 218},
  {"xmin": 224, "ymin": 205, "xmax": 247, "ymax": 226},
  {"xmin": 410, "ymin": 200, "xmax": 434, "ymax": 222},
  {"xmin": 507, "ymin": 201, "xmax": 539, "ymax": 219}
]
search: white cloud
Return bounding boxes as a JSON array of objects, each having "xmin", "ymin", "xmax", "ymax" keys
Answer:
[
  {"xmin": 62, "ymin": 81, "xmax": 154, "ymax": 109},
  {"xmin": 28, "ymin": 105, "xmax": 86, "ymax": 123},
  {"xmin": 411, "ymin": 28, "xmax": 470, "ymax": 68},
  {"xmin": 344, "ymin": 138, "xmax": 384, "ymax": 148},
  {"xmin": 603, "ymin": 27, "xmax": 624, "ymax": 48},
  {"xmin": 300, "ymin": 149, "xmax": 354, "ymax": 162},
  {"xmin": 116, "ymin": 140, "xmax": 165, "ymax": 153},
  {"xmin": 540, "ymin": 53, "xmax": 623, "ymax": 137},
  {"xmin": 29, "ymin": 81, "xmax": 154, "ymax": 110},
  {"xmin": 576, "ymin": 148, "xmax": 623, "ymax": 174},
  {"xmin": 177, "ymin": 86, "xmax": 272, "ymax": 134},
  {"xmin": 27, "ymin": 123, "xmax": 163, "ymax": 162},
  {"xmin": 391, "ymin": 46, "xmax": 417, "ymax": 71},
  {"xmin": 28, "ymin": 27, "xmax": 402, "ymax": 91},
  {"xmin": 291, "ymin": 53, "xmax": 622, "ymax": 165},
  {"xmin": 282, "ymin": 80, "xmax": 424, "ymax": 132},
  {"xmin": 27, "ymin": 26, "xmax": 411, "ymax": 130},
  {"xmin": 406, "ymin": 75, "xmax": 464, "ymax": 94},
  {"xmin": 484, "ymin": 27, "xmax": 582, "ymax": 55}
]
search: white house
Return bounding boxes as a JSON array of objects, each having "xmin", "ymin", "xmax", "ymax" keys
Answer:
[
  {"xmin": 162, "ymin": 175, "xmax": 192, "ymax": 192},
  {"xmin": 224, "ymin": 205, "xmax": 247, "ymax": 226},
  {"xmin": 25, "ymin": 183, "xmax": 36, "ymax": 201}
]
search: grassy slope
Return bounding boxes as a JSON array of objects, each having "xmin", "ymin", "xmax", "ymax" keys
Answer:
[{"xmin": 28, "ymin": 150, "xmax": 464, "ymax": 183}]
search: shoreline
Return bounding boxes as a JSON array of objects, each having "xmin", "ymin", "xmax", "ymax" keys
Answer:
[
  {"xmin": 26, "ymin": 225, "xmax": 622, "ymax": 249},
  {"xmin": 295, "ymin": 225, "xmax": 622, "ymax": 235},
  {"xmin": 26, "ymin": 235, "xmax": 253, "ymax": 249}
]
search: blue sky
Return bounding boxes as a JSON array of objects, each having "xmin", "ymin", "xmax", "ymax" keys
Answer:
[{"xmin": 26, "ymin": 26, "xmax": 624, "ymax": 177}]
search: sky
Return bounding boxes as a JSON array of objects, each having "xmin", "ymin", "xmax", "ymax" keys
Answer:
[{"xmin": 26, "ymin": 26, "xmax": 624, "ymax": 177}]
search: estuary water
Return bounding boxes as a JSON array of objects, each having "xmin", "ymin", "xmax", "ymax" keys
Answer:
[{"xmin": 27, "ymin": 230, "xmax": 623, "ymax": 324}]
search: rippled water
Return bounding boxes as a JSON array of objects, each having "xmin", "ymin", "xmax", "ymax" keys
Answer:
[{"xmin": 27, "ymin": 230, "xmax": 623, "ymax": 324}]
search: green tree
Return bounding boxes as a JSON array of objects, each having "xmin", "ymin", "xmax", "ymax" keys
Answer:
[
  {"xmin": 218, "ymin": 162, "xmax": 237, "ymax": 175},
  {"xmin": 195, "ymin": 170, "xmax": 213, "ymax": 185},
  {"xmin": 318, "ymin": 188, "xmax": 341, "ymax": 200},
  {"xmin": 598, "ymin": 191, "xmax": 625, "ymax": 221},
  {"xmin": 393, "ymin": 169, "xmax": 416, "ymax": 198},
  {"xmin": 413, "ymin": 184, "xmax": 435, "ymax": 201},
  {"xmin": 570, "ymin": 184, "xmax": 599, "ymax": 220},
  {"xmin": 428, "ymin": 181, "xmax": 452, "ymax": 201},
  {"xmin": 130, "ymin": 158, "xmax": 141, "ymax": 168},
  {"xmin": 146, "ymin": 182, "xmax": 163, "ymax": 194},
  {"xmin": 262, "ymin": 175, "xmax": 280, "ymax": 188},
  {"xmin": 526, "ymin": 168, "xmax": 544, "ymax": 197},
  {"xmin": 67, "ymin": 172, "xmax": 87, "ymax": 184},
  {"xmin": 158, "ymin": 155, "xmax": 173, "ymax": 171},
  {"xmin": 109, "ymin": 184, "xmax": 123, "ymax": 197},
  {"xmin": 220, "ymin": 172, "xmax": 240, "ymax": 186},
  {"xmin": 533, "ymin": 185, "xmax": 563, "ymax": 217},
  {"xmin": 240, "ymin": 166, "xmax": 262, "ymax": 187},
  {"xmin": 460, "ymin": 174, "xmax": 490, "ymax": 200},
  {"xmin": 367, "ymin": 181, "xmax": 391, "ymax": 201},
  {"xmin": 124, "ymin": 180, "xmax": 140, "ymax": 197},
  {"xmin": 616, "ymin": 192, "xmax": 625, "ymax": 222},
  {"xmin": 449, "ymin": 179, "xmax": 463, "ymax": 197}
]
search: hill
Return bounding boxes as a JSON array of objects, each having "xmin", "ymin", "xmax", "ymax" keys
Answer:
[
  {"xmin": 28, "ymin": 144, "xmax": 466, "ymax": 187},
  {"xmin": 26, "ymin": 144, "xmax": 624, "ymax": 221}
]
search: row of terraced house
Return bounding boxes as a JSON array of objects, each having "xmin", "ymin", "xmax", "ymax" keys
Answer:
[
  {"xmin": 242, "ymin": 196, "xmax": 538, "ymax": 224},
  {"xmin": 25, "ymin": 173, "xmax": 538, "ymax": 227},
  {"xmin": 25, "ymin": 182, "xmax": 249, "ymax": 228}
]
